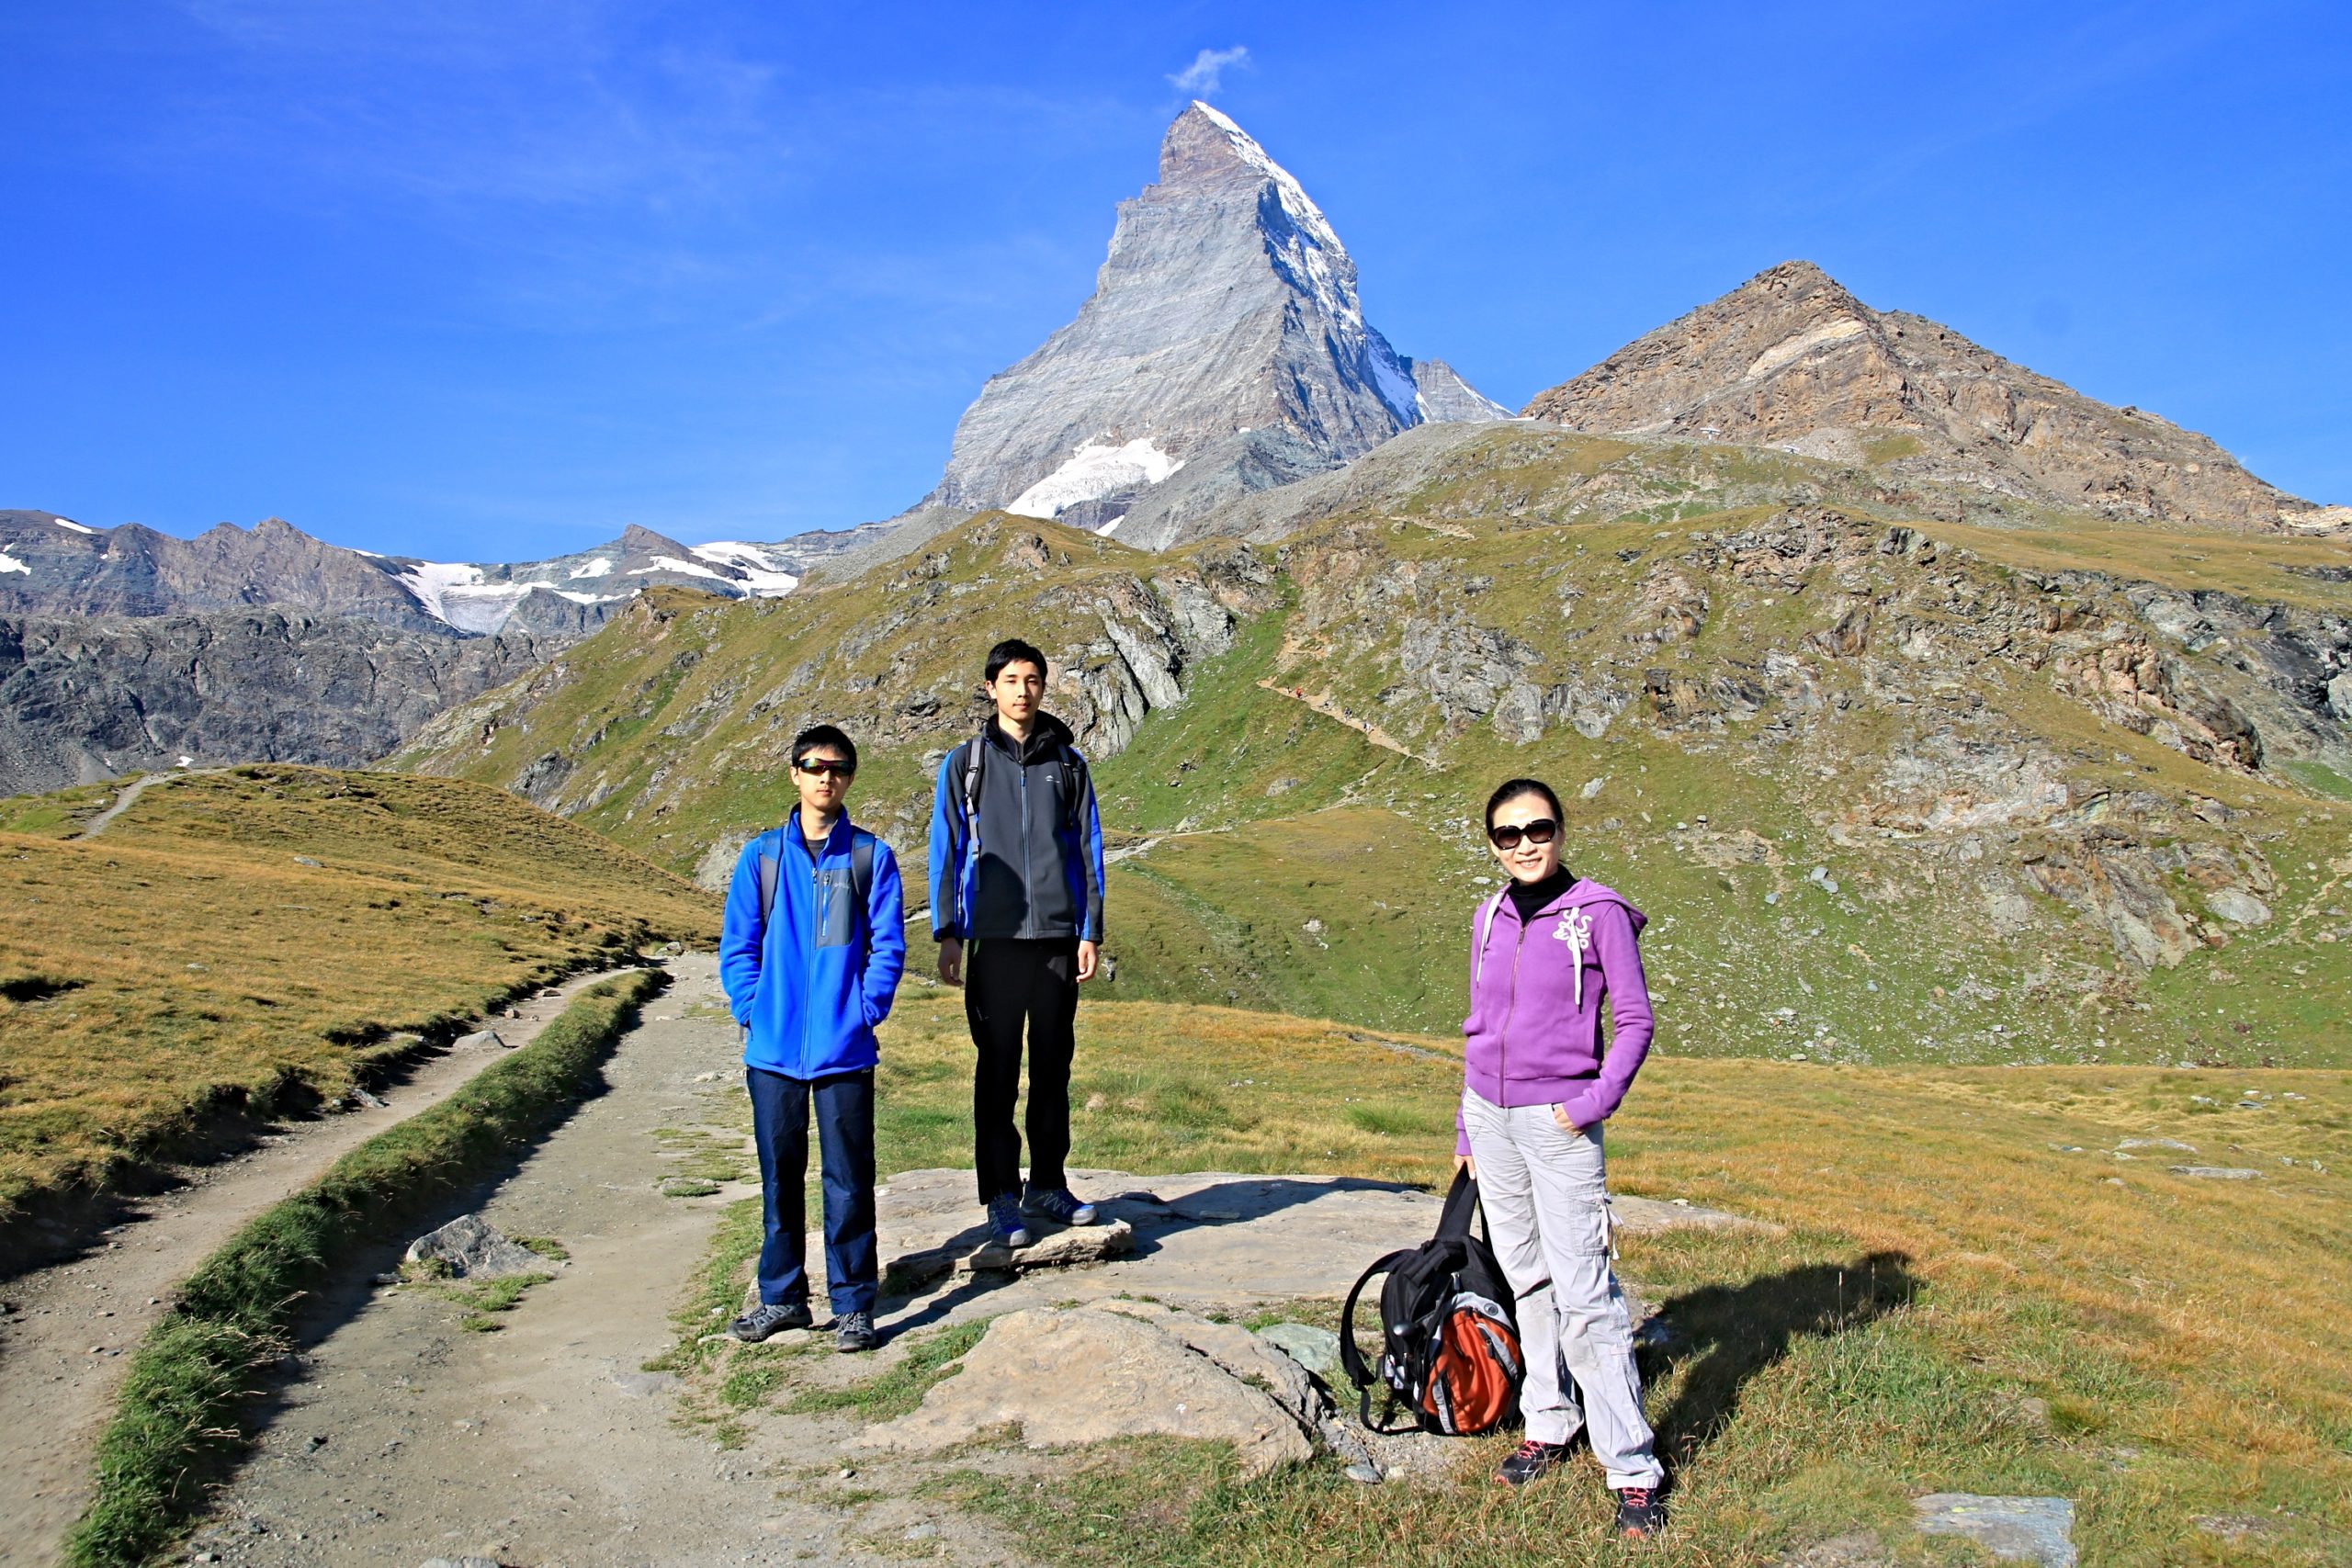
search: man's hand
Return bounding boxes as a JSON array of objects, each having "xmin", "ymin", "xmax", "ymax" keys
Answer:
[
  {"xmin": 937, "ymin": 935, "xmax": 963, "ymax": 987},
  {"xmin": 1076, "ymin": 940, "xmax": 1099, "ymax": 983},
  {"xmin": 1550, "ymin": 1104, "xmax": 1582, "ymax": 1134},
  {"xmin": 1453, "ymin": 1153, "xmax": 1477, "ymax": 1179}
]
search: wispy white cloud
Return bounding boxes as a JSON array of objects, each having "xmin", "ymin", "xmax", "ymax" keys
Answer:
[{"xmin": 1168, "ymin": 45, "xmax": 1249, "ymax": 96}]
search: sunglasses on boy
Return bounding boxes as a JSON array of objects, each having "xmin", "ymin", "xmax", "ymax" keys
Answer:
[
  {"xmin": 793, "ymin": 757, "xmax": 854, "ymax": 778},
  {"xmin": 1487, "ymin": 818, "xmax": 1560, "ymax": 851}
]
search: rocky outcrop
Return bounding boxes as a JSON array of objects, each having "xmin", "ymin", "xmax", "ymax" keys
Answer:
[
  {"xmin": 1522, "ymin": 262, "xmax": 2336, "ymax": 533},
  {"xmin": 917, "ymin": 103, "xmax": 1504, "ymax": 541},
  {"xmin": 0, "ymin": 512, "xmax": 448, "ymax": 631},
  {"xmin": 0, "ymin": 610, "xmax": 549, "ymax": 795}
]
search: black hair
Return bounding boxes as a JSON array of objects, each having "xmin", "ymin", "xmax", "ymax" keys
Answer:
[
  {"xmin": 790, "ymin": 724, "xmax": 858, "ymax": 773},
  {"xmin": 1485, "ymin": 776, "xmax": 1565, "ymax": 830},
  {"xmin": 985, "ymin": 637, "xmax": 1049, "ymax": 683}
]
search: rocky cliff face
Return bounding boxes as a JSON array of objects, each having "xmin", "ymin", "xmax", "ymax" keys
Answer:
[
  {"xmin": 0, "ymin": 512, "xmax": 881, "ymax": 637},
  {"xmin": 920, "ymin": 103, "xmax": 1505, "ymax": 543},
  {"xmin": 0, "ymin": 611, "xmax": 550, "ymax": 795},
  {"xmin": 1522, "ymin": 262, "xmax": 2344, "ymax": 534}
]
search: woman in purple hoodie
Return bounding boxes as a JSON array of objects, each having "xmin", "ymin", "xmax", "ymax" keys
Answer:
[{"xmin": 1455, "ymin": 777, "xmax": 1665, "ymax": 1537}]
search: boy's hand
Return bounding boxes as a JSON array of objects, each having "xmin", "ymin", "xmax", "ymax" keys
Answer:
[
  {"xmin": 937, "ymin": 936, "xmax": 963, "ymax": 987},
  {"xmin": 1076, "ymin": 941, "xmax": 1099, "ymax": 982}
]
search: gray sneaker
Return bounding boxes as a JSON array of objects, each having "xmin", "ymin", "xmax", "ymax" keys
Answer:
[
  {"xmin": 835, "ymin": 1311, "xmax": 877, "ymax": 1353},
  {"xmin": 729, "ymin": 1300, "xmax": 812, "ymax": 1342},
  {"xmin": 986, "ymin": 1193, "xmax": 1032, "ymax": 1248},
  {"xmin": 1023, "ymin": 1185, "xmax": 1098, "ymax": 1225}
]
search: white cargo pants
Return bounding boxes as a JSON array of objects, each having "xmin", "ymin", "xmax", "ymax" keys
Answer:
[{"xmin": 1462, "ymin": 1088, "xmax": 1664, "ymax": 1489}]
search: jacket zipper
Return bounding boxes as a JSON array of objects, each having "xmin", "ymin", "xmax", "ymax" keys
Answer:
[
  {"xmin": 1019, "ymin": 761, "xmax": 1033, "ymax": 940},
  {"xmin": 1498, "ymin": 919, "xmax": 1526, "ymax": 1094}
]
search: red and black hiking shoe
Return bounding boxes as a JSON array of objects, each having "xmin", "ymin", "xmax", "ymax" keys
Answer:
[
  {"xmin": 1613, "ymin": 1484, "xmax": 1666, "ymax": 1538},
  {"xmin": 1494, "ymin": 1438, "xmax": 1569, "ymax": 1488}
]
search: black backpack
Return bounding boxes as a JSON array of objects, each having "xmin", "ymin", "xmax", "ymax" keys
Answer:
[{"xmin": 1339, "ymin": 1168, "xmax": 1525, "ymax": 1437}]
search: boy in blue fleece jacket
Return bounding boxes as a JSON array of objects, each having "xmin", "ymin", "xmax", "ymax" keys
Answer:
[{"xmin": 718, "ymin": 724, "xmax": 906, "ymax": 1352}]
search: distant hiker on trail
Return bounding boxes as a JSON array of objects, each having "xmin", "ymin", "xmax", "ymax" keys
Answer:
[
  {"xmin": 1455, "ymin": 777, "xmax": 1666, "ymax": 1537},
  {"xmin": 928, "ymin": 637, "xmax": 1108, "ymax": 1249},
  {"xmin": 719, "ymin": 724, "xmax": 906, "ymax": 1354}
]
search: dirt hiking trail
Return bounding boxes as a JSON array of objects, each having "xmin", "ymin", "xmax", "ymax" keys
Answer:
[{"xmin": 0, "ymin": 967, "xmax": 633, "ymax": 1567}]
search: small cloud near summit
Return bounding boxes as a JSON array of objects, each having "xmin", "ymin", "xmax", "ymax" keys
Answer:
[{"xmin": 1168, "ymin": 46, "xmax": 1250, "ymax": 96}]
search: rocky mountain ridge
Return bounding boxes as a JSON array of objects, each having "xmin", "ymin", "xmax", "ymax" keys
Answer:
[
  {"xmin": 914, "ymin": 102, "xmax": 1506, "ymax": 545},
  {"xmin": 0, "ymin": 609, "xmax": 551, "ymax": 795},
  {"xmin": 0, "ymin": 511, "xmax": 882, "ymax": 639},
  {"xmin": 1522, "ymin": 261, "xmax": 2343, "ymax": 535}
]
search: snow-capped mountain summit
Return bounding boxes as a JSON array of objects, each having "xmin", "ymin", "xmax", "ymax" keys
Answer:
[{"xmin": 922, "ymin": 101, "xmax": 1505, "ymax": 548}]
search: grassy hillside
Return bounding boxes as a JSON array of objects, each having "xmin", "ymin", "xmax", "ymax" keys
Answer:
[
  {"xmin": 390, "ymin": 427, "xmax": 2352, "ymax": 1068},
  {"xmin": 679, "ymin": 988, "xmax": 2352, "ymax": 1566},
  {"xmin": 0, "ymin": 765, "xmax": 717, "ymax": 1216}
]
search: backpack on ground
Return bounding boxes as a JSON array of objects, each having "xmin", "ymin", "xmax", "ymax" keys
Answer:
[{"xmin": 1337, "ymin": 1168, "xmax": 1524, "ymax": 1437}]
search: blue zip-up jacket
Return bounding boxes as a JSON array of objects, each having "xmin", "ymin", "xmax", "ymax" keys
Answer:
[
  {"xmin": 928, "ymin": 712, "xmax": 1106, "ymax": 942},
  {"xmin": 719, "ymin": 813, "xmax": 907, "ymax": 1078}
]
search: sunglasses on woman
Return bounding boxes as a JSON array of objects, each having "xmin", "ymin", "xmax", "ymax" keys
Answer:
[
  {"xmin": 793, "ymin": 757, "xmax": 854, "ymax": 777},
  {"xmin": 1487, "ymin": 818, "xmax": 1560, "ymax": 851}
]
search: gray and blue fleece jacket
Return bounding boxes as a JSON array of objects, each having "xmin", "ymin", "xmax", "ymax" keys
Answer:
[{"xmin": 927, "ymin": 713, "xmax": 1107, "ymax": 943}]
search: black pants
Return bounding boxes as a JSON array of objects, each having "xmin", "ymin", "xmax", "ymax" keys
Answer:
[
  {"xmin": 748, "ymin": 1065, "xmax": 876, "ymax": 1316},
  {"xmin": 967, "ymin": 937, "xmax": 1080, "ymax": 1202}
]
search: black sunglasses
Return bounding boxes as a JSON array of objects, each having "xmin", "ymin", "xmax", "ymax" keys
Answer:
[
  {"xmin": 1487, "ymin": 818, "xmax": 1560, "ymax": 851},
  {"xmin": 793, "ymin": 757, "xmax": 854, "ymax": 777}
]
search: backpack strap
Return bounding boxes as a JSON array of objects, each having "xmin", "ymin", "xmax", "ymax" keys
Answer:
[
  {"xmin": 960, "ymin": 736, "xmax": 986, "ymax": 849},
  {"xmin": 1473, "ymin": 890, "xmax": 1507, "ymax": 982},
  {"xmin": 756, "ymin": 831, "xmax": 781, "ymax": 928},
  {"xmin": 1435, "ymin": 1166, "xmax": 1495, "ymax": 1250},
  {"xmin": 851, "ymin": 829, "xmax": 875, "ymax": 913},
  {"xmin": 1338, "ymin": 1247, "xmax": 1421, "ymax": 1436}
]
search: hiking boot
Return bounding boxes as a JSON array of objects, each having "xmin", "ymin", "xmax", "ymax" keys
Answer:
[
  {"xmin": 1495, "ymin": 1438, "xmax": 1570, "ymax": 1488},
  {"xmin": 1613, "ymin": 1484, "xmax": 1666, "ymax": 1538},
  {"xmin": 986, "ymin": 1193, "xmax": 1031, "ymax": 1248},
  {"xmin": 834, "ymin": 1311, "xmax": 877, "ymax": 1353},
  {"xmin": 728, "ymin": 1300, "xmax": 812, "ymax": 1342},
  {"xmin": 1023, "ymin": 1184, "xmax": 1098, "ymax": 1225}
]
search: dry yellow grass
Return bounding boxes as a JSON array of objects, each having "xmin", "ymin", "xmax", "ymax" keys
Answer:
[
  {"xmin": 835, "ymin": 992, "xmax": 2352, "ymax": 1560},
  {"xmin": 0, "ymin": 765, "xmax": 717, "ymax": 1213}
]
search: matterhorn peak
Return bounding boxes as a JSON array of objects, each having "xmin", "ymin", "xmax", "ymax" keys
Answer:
[{"xmin": 917, "ymin": 102, "xmax": 1504, "ymax": 548}]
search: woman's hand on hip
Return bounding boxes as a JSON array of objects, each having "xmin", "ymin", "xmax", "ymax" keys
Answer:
[{"xmin": 1550, "ymin": 1104, "xmax": 1583, "ymax": 1134}]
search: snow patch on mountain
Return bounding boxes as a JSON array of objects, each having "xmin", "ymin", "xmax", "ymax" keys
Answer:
[
  {"xmin": 1008, "ymin": 439, "xmax": 1183, "ymax": 520},
  {"xmin": 629, "ymin": 555, "xmax": 724, "ymax": 581},
  {"xmin": 689, "ymin": 541, "xmax": 799, "ymax": 596},
  {"xmin": 1369, "ymin": 343, "xmax": 1421, "ymax": 423},
  {"xmin": 50, "ymin": 518, "xmax": 96, "ymax": 535},
  {"xmin": 0, "ymin": 551, "xmax": 29, "ymax": 576},
  {"xmin": 568, "ymin": 557, "xmax": 614, "ymax": 579}
]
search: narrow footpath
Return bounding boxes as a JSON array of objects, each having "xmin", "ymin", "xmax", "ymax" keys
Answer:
[
  {"xmin": 0, "ymin": 968, "xmax": 629, "ymax": 1567},
  {"xmin": 1252, "ymin": 678, "xmax": 1426, "ymax": 761},
  {"xmin": 181, "ymin": 954, "xmax": 904, "ymax": 1568}
]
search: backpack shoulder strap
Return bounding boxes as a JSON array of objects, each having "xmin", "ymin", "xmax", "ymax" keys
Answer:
[
  {"xmin": 960, "ymin": 738, "xmax": 985, "ymax": 842},
  {"xmin": 851, "ymin": 829, "xmax": 876, "ymax": 911},
  {"xmin": 1474, "ymin": 891, "xmax": 1507, "ymax": 982},
  {"xmin": 1338, "ymin": 1247, "xmax": 1420, "ymax": 1434},
  {"xmin": 756, "ymin": 830, "xmax": 782, "ymax": 928},
  {"xmin": 1436, "ymin": 1166, "xmax": 1491, "ymax": 1247}
]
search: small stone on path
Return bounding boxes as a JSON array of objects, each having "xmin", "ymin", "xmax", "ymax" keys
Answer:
[
  {"xmin": 454, "ymin": 1030, "xmax": 506, "ymax": 1051},
  {"xmin": 1913, "ymin": 1494, "xmax": 2076, "ymax": 1567},
  {"xmin": 403, "ymin": 1215, "xmax": 548, "ymax": 1280}
]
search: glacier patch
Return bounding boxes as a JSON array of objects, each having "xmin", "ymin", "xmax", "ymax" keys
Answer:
[{"xmin": 1007, "ymin": 439, "xmax": 1182, "ymax": 520}]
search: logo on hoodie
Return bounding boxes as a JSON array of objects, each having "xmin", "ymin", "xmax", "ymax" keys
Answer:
[{"xmin": 1554, "ymin": 907, "xmax": 1594, "ymax": 1009}]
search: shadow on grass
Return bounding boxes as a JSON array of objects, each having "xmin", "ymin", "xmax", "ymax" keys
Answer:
[{"xmin": 1644, "ymin": 1249, "xmax": 1919, "ymax": 1474}]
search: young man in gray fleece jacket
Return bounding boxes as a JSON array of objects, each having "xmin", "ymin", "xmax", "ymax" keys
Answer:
[{"xmin": 927, "ymin": 638, "xmax": 1109, "ymax": 1248}]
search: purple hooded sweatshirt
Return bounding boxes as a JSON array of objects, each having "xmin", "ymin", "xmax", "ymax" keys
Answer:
[{"xmin": 1454, "ymin": 877, "xmax": 1654, "ymax": 1156}]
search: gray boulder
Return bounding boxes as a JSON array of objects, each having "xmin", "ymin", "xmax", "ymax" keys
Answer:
[
  {"xmin": 1912, "ymin": 1494, "xmax": 2075, "ymax": 1567},
  {"xmin": 403, "ymin": 1215, "xmax": 549, "ymax": 1280}
]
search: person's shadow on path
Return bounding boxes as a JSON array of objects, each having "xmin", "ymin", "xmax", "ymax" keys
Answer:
[{"xmin": 1638, "ymin": 1249, "xmax": 1920, "ymax": 1475}]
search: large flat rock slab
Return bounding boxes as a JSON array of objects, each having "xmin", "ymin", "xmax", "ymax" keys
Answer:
[{"xmin": 854, "ymin": 1168, "xmax": 1759, "ymax": 1334}]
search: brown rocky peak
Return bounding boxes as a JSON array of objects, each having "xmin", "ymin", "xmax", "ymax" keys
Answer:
[{"xmin": 1523, "ymin": 262, "xmax": 2324, "ymax": 532}]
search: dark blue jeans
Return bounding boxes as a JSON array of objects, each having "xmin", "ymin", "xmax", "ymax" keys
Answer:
[{"xmin": 747, "ymin": 1065, "xmax": 877, "ymax": 1317}]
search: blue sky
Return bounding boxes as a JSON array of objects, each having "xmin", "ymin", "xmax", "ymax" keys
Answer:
[{"xmin": 2, "ymin": 1, "xmax": 2345, "ymax": 561}]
